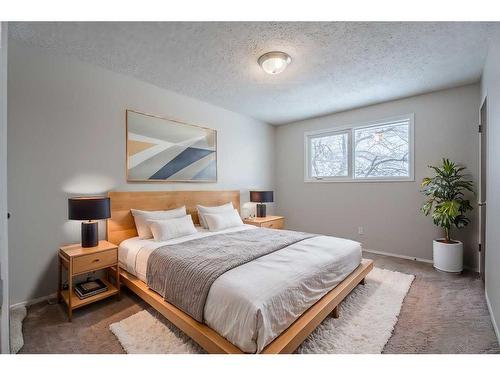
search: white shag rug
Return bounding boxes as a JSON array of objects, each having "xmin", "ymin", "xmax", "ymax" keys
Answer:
[
  {"xmin": 10, "ymin": 306, "xmax": 27, "ymax": 354},
  {"xmin": 110, "ymin": 267, "xmax": 414, "ymax": 354}
]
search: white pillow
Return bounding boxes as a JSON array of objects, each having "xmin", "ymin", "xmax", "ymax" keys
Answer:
[
  {"xmin": 203, "ymin": 209, "xmax": 243, "ymax": 232},
  {"xmin": 148, "ymin": 215, "xmax": 197, "ymax": 241},
  {"xmin": 131, "ymin": 206, "xmax": 186, "ymax": 239},
  {"xmin": 197, "ymin": 202, "xmax": 234, "ymax": 229}
]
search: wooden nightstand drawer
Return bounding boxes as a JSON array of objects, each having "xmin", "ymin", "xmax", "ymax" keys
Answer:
[
  {"xmin": 261, "ymin": 218, "xmax": 284, "ymax": 229},
  {"xmin": 243, "ymin": 215, "xmax": 285, "ymax": 229},
  {"xmin": 73, "ymin": 248, "xmax": 117, "ymax": 275}
]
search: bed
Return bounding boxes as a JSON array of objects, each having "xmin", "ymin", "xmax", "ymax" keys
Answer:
[{"xmin": 107, "ymin": 190, "xmax": 373, "ymax": 354}]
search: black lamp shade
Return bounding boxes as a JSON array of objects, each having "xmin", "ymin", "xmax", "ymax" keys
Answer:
[
  {"xmin": 68, "ymin": 196, "xmax": 111, "ymax": 220},
  {"xmin": 250, "ymin": 191, "xmax": 274, "ymax": 203}
]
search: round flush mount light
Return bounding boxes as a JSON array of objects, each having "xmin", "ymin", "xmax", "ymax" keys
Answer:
[{"xmin": 258, "ymin": 51, "xmax": 292, "ymax": 75}]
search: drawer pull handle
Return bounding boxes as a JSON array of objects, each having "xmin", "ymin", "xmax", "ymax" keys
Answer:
[{"xmin": 92, "ymin": 259, "xmax": 100, "ymax": 263}]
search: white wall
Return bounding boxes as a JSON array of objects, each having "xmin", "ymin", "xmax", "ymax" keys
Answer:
[
  {"xmin": 7, "ymin": 42, "xmax": 275, "ymax": 305},
  {"xmin": 480, "ymin": 39, "xmax": 500, "ymax": 341},
  {"xmin": 275, "ymin": 84, "xmax": 479, "ymax": 268}
]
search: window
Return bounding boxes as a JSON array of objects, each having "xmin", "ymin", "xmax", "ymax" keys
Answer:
[
  {"xmin": 354, "ymin": 121, "xmax": 410, "ymax": 179},
  {"xmin": 309, "ymin": 131, "xmax": 349, "ymax": 178},
  {"xmin": 305, "ymin": 115, "xmax": 413, "ymax": 182}
]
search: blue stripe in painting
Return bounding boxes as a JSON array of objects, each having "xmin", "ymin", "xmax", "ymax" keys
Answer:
[
  {"xmin": 149, "ymin": 147, "xmax": 214, "ymax": 179},
  {"xmin": 192, "ymin": 160, "xmax": 216, "ymax": 180}
]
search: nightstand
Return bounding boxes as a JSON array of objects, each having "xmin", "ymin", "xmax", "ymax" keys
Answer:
[
  {"xmin": 58, "ymin": 240, "xmax": 120, "ymax": 321},
  {"xmin": 243, "ymin": 215, "xmax": 285, "ymax": 230}
]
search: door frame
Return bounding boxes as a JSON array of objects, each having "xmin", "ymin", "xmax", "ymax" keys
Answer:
[
  {"xmin": 0, "ymin": 21, "xmax": 9, "ymax": 353},
  {"xmin": 479, "ymin": 96, "xmax": 487, "ymax": 282}
]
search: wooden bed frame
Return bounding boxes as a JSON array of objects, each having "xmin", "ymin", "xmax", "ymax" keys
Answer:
[{"xmin": 107, "ymin": 190, "xmax": 374, "ymax": 354}]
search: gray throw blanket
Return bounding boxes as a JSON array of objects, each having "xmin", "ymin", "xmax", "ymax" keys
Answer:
[{"xmin": 146, "ymin": 228, "xmax": 316, "ymax": 322}]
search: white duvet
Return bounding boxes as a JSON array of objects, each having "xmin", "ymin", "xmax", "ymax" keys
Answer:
[{"xmin": 119, "ymin": 225, "xmax": 361, "ymax": 353}]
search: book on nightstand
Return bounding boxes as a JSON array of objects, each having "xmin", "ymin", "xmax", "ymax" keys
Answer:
[{"xmin": 74, "ymin": 279, "xmax": 108, "ymax": 300}]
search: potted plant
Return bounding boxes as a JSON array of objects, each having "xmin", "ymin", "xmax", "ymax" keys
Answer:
[{"xmin": 420, "ymin": 158, "xmax": 474, "ymax": 273}]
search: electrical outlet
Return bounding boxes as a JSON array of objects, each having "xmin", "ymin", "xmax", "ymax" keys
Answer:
[{"xmin": 358, "ymin": 226, "xmax": 364, "ymax": 235}]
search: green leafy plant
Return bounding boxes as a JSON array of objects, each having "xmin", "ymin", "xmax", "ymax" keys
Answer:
[{"xmin": 420, "ymin": 158, "xmax": 474, "ymax": 243}]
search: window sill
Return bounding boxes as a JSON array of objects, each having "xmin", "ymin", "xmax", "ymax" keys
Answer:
[{"xmin": 304, "ymin": 177, "xmax": 415, "ymax": 183}]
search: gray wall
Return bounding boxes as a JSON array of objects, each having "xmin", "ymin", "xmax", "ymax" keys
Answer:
[
  {"xmin": 480, "ymin": 39, "xmax": 500, "ymax": 340},
  {"xmin": 7, "ymin": 42, "xmax": 275, "ymax": 305},
  {"xmin": 275, "ymin": 84, "xmax": 479, "ymax": 268}
]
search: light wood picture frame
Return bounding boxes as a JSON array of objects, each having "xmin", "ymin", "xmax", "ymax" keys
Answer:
[{"xmin": 126, "ymin": 109, "xmax": 217, "ymax": 182}]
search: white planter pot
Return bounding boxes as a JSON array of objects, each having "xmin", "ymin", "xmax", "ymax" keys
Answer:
[{"xmin": 433, "ymin": 239, "xmax": 463, "ymax": 273}]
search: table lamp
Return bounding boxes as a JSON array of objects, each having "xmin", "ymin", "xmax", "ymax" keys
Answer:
[
  {"xmin": 249, "ymin": 191, "xmax": 274, "ymax": 218},
  {"xmin": 68, "ymin": 196, "xmax": 111, "ymax": 247}
]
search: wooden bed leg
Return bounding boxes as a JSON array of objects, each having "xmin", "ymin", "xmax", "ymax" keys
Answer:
[
  {"xmin": 331, "ymin": 305, "xmax": 340, "ymax": 319},
  {"xmin": 359, "ymin": 278, "xmax": 366, "ymax": 285}
]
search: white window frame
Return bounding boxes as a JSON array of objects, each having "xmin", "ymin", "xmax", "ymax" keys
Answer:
[
  {"xmin": 306, "ymin": 128, "xmax": 352, "ymax": 180},
  {"xmin": 304, "ymin": 114, "xmax": 414, "ymax": 183}
]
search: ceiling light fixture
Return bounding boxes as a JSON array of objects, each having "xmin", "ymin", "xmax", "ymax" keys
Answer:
[{"xmin": 258, "ymin": 51, "xmax": 292, "ymax": 75}]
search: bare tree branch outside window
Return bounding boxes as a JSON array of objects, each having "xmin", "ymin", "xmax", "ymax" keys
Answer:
[
  {"xmin": 310, "ymin": 132, "xmax": 348, "ymax": 177},
  {"xmin": 306, "ymin": 118, "xmax": 411, "ymax": 180},
  {"xmin": 354, "ymin": 123, "xmax": 409, "ymax": 178}
]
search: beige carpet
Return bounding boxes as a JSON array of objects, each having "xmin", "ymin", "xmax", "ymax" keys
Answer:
[{"xmin": 110, "ymin": 267, "xmax": 414, "ymax": 354}]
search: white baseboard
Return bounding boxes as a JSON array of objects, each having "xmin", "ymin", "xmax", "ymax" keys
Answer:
[
  {"xmin": 363, "ymin": 248, "xmax": 478, "ymax": 272},
  {"xmin": 362, "ymin": 248, "xmax": 433, "ymax": 264},
  {"xmin": 486, "ymin": 290, "xmax": 500, "ymax": 344},
  {"xmin": 9, "ymin": 292, "xmax": 57, "ymax": 310}
]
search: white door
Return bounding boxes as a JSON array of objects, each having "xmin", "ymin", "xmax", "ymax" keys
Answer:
[{"xmin": 0, "ymin": 22, "xmax": 9, "ymax": 354}]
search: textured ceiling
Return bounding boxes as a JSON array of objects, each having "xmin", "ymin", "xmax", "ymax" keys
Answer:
[{"xmin": 9, "ymin": 22, "xmax": 500, "ymax": 125}]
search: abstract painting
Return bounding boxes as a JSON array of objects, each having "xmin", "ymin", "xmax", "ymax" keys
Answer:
[{"xmin": 126, "ymin": 110, "xmax": 217, "ymax": 182}]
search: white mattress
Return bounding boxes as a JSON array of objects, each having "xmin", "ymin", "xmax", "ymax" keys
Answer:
[{"xmin": 119, "ymin": 225, "xmax": 362, "ymax": 353}]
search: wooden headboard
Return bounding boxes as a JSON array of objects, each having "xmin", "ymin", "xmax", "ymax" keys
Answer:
[{"xmin": 107, "ymin": 190, "xmax": 240, "ymax": 245}]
